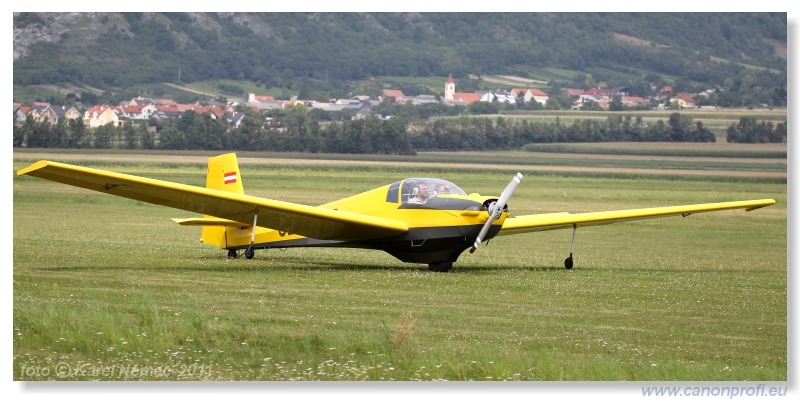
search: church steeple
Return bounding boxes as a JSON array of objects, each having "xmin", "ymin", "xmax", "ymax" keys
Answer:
[{"xmin": 444, "ymin": 73, "xmax": 455, "ymax": 102}]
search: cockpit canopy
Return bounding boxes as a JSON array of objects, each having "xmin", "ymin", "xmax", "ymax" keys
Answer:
[{"xmin": 386, "ymin": 178, "xmax": 467, "ymax": 204}]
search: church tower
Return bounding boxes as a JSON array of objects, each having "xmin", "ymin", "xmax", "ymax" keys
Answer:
[{"xmin": 444, "ymin": 73, "xmax": 455, "ymax": 102}]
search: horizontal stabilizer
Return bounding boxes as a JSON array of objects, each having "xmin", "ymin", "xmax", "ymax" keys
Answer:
[{"xmin": 172, "ymin": 218, "xmax": 250, "ymax": 227}]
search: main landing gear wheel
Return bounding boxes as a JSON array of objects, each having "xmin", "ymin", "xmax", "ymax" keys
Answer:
[
  {"xmin": 564, "ymin": 225, "xmax": 577, "ymax": 270},
  {"xmin": 428, "ymin": 261, "xmax": 453, "ymax": 272},
  {"xmin": 228, "ymin": 249, "xmax": 238, "ymax": 259},
  {"xmin": 244, "ymin": 246, "xmax": 255, "ymax": 259}
]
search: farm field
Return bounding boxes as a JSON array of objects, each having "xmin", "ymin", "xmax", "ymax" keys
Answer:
[
  {"xmin": 12, "ymin": 146, "xmax": 787, "ymax": 384},
  {"xmin": 442, "ymin": 109, "xmax": 788, "ymax": 139}
]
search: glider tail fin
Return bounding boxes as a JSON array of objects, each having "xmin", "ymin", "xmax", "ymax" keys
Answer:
[
  {"xmin": 202, "ymin": 153, "xmax": 244, "ymax": 248},
  {"xmin": 205, "ymin": 153, "xmax": 244, "ymax": 194}
]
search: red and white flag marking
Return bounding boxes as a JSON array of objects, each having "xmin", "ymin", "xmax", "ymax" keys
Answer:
[{"xmin": 224, "ymin": 172, "xmax": 237, "ymax": 184}]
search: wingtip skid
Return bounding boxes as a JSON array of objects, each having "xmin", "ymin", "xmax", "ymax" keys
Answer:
[{"xmin": 745, "ymin": 199, "xmax": 777, "ymax": 212}]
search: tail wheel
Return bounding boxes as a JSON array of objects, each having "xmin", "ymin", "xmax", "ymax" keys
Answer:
[
  {"xmin": 245, "ymin": 246, "xmax": 255, "ymax": 259},
  {"xmin": 564, "ymin": 256, "xmax": 574, "ymax": 269}
]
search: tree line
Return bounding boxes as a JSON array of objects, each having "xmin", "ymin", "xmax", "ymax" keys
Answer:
[
  {"xmin": 726, "ymin": 117, "xmax": 787, "ymax": 143},
  {"xmin": 16, "ymin": 109, "xmax": 784, "ymax": 154}
]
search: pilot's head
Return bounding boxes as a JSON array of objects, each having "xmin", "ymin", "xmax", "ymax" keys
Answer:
[
  {"xmin": 435, "ymin": 183, "xmax": 448, "ymax": 194},
  {"xmin": 416, "ymin": 182, "xmax": 429, "ymax": 199}
]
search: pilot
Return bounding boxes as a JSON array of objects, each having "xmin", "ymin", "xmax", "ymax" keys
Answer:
[
  {"xmin": 434, "ymin": 183, "xmax": 449, "ymax": 195},
  {"xmin": 407, "ymin": 182, "xmax": 429, "ymax": 204}
]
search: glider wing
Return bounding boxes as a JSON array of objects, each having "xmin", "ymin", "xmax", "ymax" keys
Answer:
[
  {"xmin": 17, "ymin": 160, "xmax": 409, "ymax": 241},
  {"xmin": 499, "ymin": 199, "xmax": 776, "ymax": 236}
]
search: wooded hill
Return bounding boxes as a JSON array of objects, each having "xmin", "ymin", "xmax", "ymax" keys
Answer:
[{"xmin": 13, "ymin": 12, "xmax": 787, "ymax": 106}]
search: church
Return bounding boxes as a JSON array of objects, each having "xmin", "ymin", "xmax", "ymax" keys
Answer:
[{"xmin": 443, "ymin": 74, "xmax": 481, "ymax": 105}]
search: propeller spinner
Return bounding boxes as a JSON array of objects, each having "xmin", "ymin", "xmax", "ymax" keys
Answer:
[{"xmin": 469, "ymin": 172, "xmax": 523, "ymax": 253}]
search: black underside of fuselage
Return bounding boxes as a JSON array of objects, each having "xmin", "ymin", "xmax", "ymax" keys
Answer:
[{"xmin": 236, "ymin": 224, "xmax": 502, "ymax": 265}]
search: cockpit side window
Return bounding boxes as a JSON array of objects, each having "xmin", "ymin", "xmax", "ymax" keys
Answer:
[
  {"xmin": 386, "ymin": 181, "xmax": 401, "ymax": 203},
  {"xmin": 399, "ymin": 178, "xmax": 467, "ymax": 205},
  {"xmin": 401, "ymin": 180, "xmax": 418, "ymax": 203}
]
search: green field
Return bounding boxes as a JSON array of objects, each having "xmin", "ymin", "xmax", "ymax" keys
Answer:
[
  {"xmin": 12, "ymin": 148, "xmax": 787, "ymax": 382},
  {"xmin": 456, "ymin": 109, "xmax": 788, "ymax": 138}
]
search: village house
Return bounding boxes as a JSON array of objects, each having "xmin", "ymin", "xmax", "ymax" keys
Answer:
[
  {"xmin": 621, "ymin": 96, "xmax": 650, "ymax": 108},
  {"xmin": 450, "ymin": 92, "xmax": 481, "ymax": 105},
  {"xmin": 27, "ymin": 104, "xmax": 57, "ymax": 123},
  {"xmin": 509, "ymin": 88, "xmax": 549, "ymax": 105},
  {"xmin": 511, "ymin": 88, "xmax": 533, "ymax": 103},
  {"xmin": 247, "ymin": 93, "xmax": 300, "ymax": 112},
  {"xmin": 381, "ymin": 89, "xmax": 405, "ymax": 103},
  {"xmin": 248, "ymin": 93, "xmax": 275, "ymax": 103},
  {"xmin": 564, "ymin": 88, "xmax": 586, "ymax": 97},
  {"xmin": 308, "ymin": 99, "xmax": 374, "ymax": 118},
  {"xmin": 151, "ymin": 105, "xmax": 183, "ymax": 122},
  {"xmin": 187, "ymin": 104, "xmax": 226, "ymax": 119},
  {"xmin": 83, "ymin": 105, "xmax": 120, "ymax": 128},
  {"xmin": 115, "ymin": 103, "xmax": 157, "ymax": 120},
  {"xmin": 530, "ymin": 88, "xmax": 550, "ymax": 105},
  {"xmin": 14, "ymin": 104, "xmax": 28, "ymax": 122},
  {"xmin": 406, "ymin": 94, "xmax": 439, "ymax": 105},
  {"xmin": 672, "ymin": 92, "xmax": 696, "ymax": 109},
  {"xmin": 479, "ymin": 90, "xmax": 516, "ymax": 104},
  {"xmin": 155, "ymin": 98, "xmax": 178, "ymax": 106},
  {"xmin": 226, "ymin": 111, "xmax": 246, "ymax": 128},
  {"xmin": 50, "ymin": 105, "xmax": 82, "ymax": 122}
]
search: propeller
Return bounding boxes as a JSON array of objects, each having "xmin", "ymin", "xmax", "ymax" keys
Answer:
[{"xmin": 469, "ymin": 172, "xmax": 523, "ymax": 253}]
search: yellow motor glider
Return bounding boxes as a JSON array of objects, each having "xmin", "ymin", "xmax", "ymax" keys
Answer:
[{"xmin": 17, "ymin": 153, "xmax": 776, "ymax": 272}]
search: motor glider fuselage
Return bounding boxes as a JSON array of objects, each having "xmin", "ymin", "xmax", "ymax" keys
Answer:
[{"xmin": 211, "ymin": 178, "xmax": 507, "ymax": 264}]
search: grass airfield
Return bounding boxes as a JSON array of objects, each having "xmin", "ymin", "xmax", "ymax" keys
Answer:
[{"xmin": 12, "ymin": 147, "xmax": 787, "ymax": 381}]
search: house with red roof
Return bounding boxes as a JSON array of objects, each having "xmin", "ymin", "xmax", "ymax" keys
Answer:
[
  {"xmin": 155, "ymin": 99, "xmax": 177, "ymax": 106},
  {"xmin": 564, "ymin": 88, "xmax": 585, "ymax": 97},
  {"xmin": 621, "ymin": 96, "xmax": 650, "ymax": 108},
  {"xmin": 151, "ymin": 105, "xmax": 182, "ymax": 121},
  {"xmin": 672, "ymin": 92, "xmax": 696, "ymax": 109},
  {"xmin": 507, "ymin": 88, "xmax": 544, "ymax": 104},
  {"xmin": 529, "ymin": 88, "xmax": 549, "ymax": 105},
  {"xmin": 381, "ymin": 89, "xmax": 405, "ymax": 103},
  {"xmin": 83, "ymin": 105, "xmax": 120, "ymax": 128},
  {"xmin": 189, "ymin": 104, "xmax": 226, "ymax": 119},
  {"xmin": 248, "ymin": 94, "xmax": 275, "ymax": 103},
  {"xmin": 115, "ymin": 104, "xmax": 152, "ymax": 120},
  {"xmin": 452, "ymin": 92, "xmax": 481, "ymax": 105}
]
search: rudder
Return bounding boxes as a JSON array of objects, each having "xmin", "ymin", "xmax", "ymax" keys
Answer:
[
  {"xmin": 202, "ymin": 153, "xmax": 244, "ymax": 249},
  {"xmin": 205, "ymin": 153, "xmax": 244, "ymax": 194}
]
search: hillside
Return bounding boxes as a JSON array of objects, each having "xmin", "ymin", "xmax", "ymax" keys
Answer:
[{"xmin": 13, "ymin": 12, "xmax": 787, "ymax": 103}]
